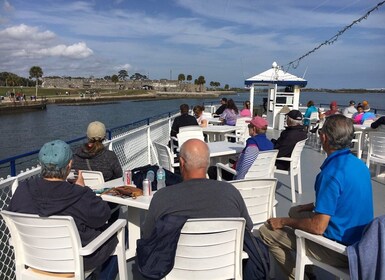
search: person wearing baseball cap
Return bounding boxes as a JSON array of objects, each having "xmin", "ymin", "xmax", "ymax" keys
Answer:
[
  {"xmin": 8, "ymin": 140, "xmax": 119, "ymax": 276},
  {"xmin": 343, "ymin": 100, "xmax": 357, "ymax": 118},
  {"xmin": 72, "ymin": 121, "xmax": 122, "ymax": 182},
  {"xmin": 235, "ymin": 116, "xmax": 274, "ymax": 179},
  {"xmin": 271, "ymin": 110, "xmax": 308, "ymax": 170}
]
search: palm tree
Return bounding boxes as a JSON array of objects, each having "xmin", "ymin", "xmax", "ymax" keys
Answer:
[
  {"xmin": 197, "ymin": 75, "xmax": 206, "ymax": 92},
  {"xmin": 186, "ymin": 75, "xmax": 192, "ymax": 83},
  {"xmin": 29, "ymin": 66, "xmax": 43, "ymax": 97},
  {"xmin": 118, "ymin": 70, "xmax": 128, "ymax": 81},
  {"xmin": 178, "ymin": 73, "xmax": 185, "ymax": 83}
]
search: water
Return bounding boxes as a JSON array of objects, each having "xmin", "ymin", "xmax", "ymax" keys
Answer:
[{"xmin": 1, "ymin": 91, "xmax": 384, "ymax": 160}]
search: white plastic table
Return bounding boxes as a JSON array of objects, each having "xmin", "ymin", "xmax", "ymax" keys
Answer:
[{"xmin": 101, "ymin": 178, "xmax": 153, "ymax": 260}]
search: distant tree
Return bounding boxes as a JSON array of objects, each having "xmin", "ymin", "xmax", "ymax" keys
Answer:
[
  {"xmin": 104, "ymin": 75, "xmax": 111, "ymax": 80},
  {"xmin": 224, "ymin": 84, "xmax": 229, "ymax": 90},
  {"xmin": 118, "ymin": 70, "xmax": 128, "ymax": 81},
  {"xmin": 186, "ymin": 75, "xmax": 192, "ymax": 82},
  {"xmin": 215, "ymin": 82, "xmax": 220, "ymax": 87},
  {"xmin": 197, "ymin": 75, "xmax": 206, "ymax": 92},
  {"xmin": 209, "ymin": 81, "xmax": 214, "ymax": 88},
  {"xmin": 29, "ymin": 66, "xmax": 43, "ymax": 97},
  {"xmin": 111, "ymin": 75, "xmax": 119, "ymax": 86},
  {"xmin": 130, "ymin": 72, "xmax": 147, "ymax": 80},
  {"xmin": 178, "ymin": 73, "xmax": 185, "ymax": 82}
]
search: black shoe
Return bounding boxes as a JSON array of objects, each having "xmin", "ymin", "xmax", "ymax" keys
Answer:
[{"xmin": 310, "ymin": 127, "xmax": 318, "ymax": 133}]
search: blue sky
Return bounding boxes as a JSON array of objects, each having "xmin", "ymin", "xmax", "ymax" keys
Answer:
[{"xmin": 0, "ymin": 0, "xmax": 384, "ymax": 89}]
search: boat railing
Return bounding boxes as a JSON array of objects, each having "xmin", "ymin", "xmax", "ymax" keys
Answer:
[{"xmin": 0, "ymin": 110, "xmax": 179, "ymax": 279}]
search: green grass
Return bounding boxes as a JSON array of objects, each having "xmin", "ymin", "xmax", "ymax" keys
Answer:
[{"xmin": 0, "ymin": 86, "xmax": 153, "ymax": 98}]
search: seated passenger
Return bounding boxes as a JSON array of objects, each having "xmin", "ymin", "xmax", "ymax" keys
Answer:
[
  {"xmin": 193, "ymin": 105, "xmax": 208, "ymax": 128},
  {"xmin": 271, "ymin": 110, "xmax": 308, "ymax": 171},
  {"xmin": 170, "ymin": 104, "xmax": 198, "ymax": 138},
  {"xmin": 371, "ymin": 115, "xmax": 385, "ymax": 129},
  {"xmin": 240, "ymin": 100, "xmax": 252, "ymax": 117},
  {"xmin": 208, "ymin": 116, "xmax": 273, "ymax": 180},
  {"xmin": 343, "ymin": 100, "xmax": 357, "ymax": 118},
  {"xmin": 259, "ymin": 115, "xmax": 374, "ymax": 279},
  {"xmin": 361, "ymin": 101, "xmax": 376, "ymax": 124},
  {"xmin": 303, "ymin": 100, "xmax": 318, "ymax": 129},
  {"xmin": 220, "ymin": 98, "xmax": 239, "ymax": 126},
  {"xmin": 72, "ymin": 121, "xmax": 122, "ymax": 182},
  {"xmin": 352, "ymin": 105, "xmax": 364, "ymax": 124},
  {"xmin": 8, "ymin": 140, "xmax": 119, "ymax": 277}
]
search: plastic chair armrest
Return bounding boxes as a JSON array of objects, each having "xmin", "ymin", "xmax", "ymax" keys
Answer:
[
  {"xmin": 276, "ymin": 157, "xmax": 292, "ymax": 162},
  {"xmin": 216, "ymin": 163, "xmax": 237, "ymax": 175},
  {"xmin": 80, "ymin": 219, "xmax": 126, "ymax": 256},
  {"xmin": 294, "ymin": 229, "xmax": 347, "ymax": 255}
]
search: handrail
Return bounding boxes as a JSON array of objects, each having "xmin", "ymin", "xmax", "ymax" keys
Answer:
[{"xmin": 0, "ymin": 109, "xmax": 179, "ymax": 177}]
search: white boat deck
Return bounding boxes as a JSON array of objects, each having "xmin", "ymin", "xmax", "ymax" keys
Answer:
[{"xmin": 125, "ymin": 128, "xmax": 385, "ymax": 279}]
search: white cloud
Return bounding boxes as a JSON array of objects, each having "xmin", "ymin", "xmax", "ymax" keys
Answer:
[
  {"xmin": 0, "ymin": 24, "xmax": 55, "ymax": 40},
  {"xmin": 36, "ymin": 42, "xmax": 93, "ymax": 58},
  {"xmin": 114, "ymin": 64, "xmax": 133, "ymax": 71}
]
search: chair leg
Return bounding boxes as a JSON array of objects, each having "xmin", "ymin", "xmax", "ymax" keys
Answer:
[
  {"xmin": 297, "ymin": 171, "xmax": 302, "ymax": 194},
  {"xmin": 290, "ymin": 172, "xmax": 296, "ymax": 204},
  {"xmin": 116, "ymin": 228, "xmax": 128, "ymax": 280}
]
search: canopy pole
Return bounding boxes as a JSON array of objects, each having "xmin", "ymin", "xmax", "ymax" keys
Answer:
[{"xmin": 249, "ymin": 85, "xmax": 254, "ymax": 116}]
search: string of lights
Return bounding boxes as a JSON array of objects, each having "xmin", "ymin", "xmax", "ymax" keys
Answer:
[{"xmin": 282, "ymin": 0, "xmax": 385, "ymax": 72}]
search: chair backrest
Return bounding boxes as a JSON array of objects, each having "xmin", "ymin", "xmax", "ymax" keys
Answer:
[
  {"xmin": 362, "ymin": 119, "xmax": 374, "ymax": 126},
  {"xmin": 177, "ymin": 130, "xmax": 205, "ymax": 147},
  {"xmin": 309, "ymin": 111, "xmax": 319, "ymax": 121},
  {"xmin": 367, "ymin": 132, "xmax": 385, "ymax": 161},
  {"xmin": 179, "ymin": 125, "xmax": 202, "ymax": 133},
  {"xmin": 229, "ymin": 179, "xmax": 277, "ymax": 229},
  {"xmin": 351, "ymin": 131, "xmax": 363, "ymax": 159},
  {"xmin": 153, "ymin": 142, "xmax": 175, "ymax": 172},
  {"xmin": 164, "ymin": 218, "xmax": 246, "ymax": 280},
  {"xmin": 236, "ymin": 117, "xmax": 252, "ymax": 126},
  {"xmin": 79, "ymin": 170, "xmax": 105, "ymax": 190},
  {"xmin": 289, "ymin": 139, "xmax": 307, "ymax": 171},
  {"xmin": 244, "ymin": 150, "xmax": 279, "ymax": 179},
  {"xmin": 1, "ymin": 210, "xmax": 84, "ymax": 279}
]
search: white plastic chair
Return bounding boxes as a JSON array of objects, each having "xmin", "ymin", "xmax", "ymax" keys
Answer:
[
  {"xmin": 78, "ymin": 170, "xmax": 105, "ymax": 190},
  {"xmin": 229, "ymin": 179, "xmax": 277, "ymax": 233},
  {"xmin": 178, "ymin": 125, "xmax": 202, "ymax": 133},
  {"xmin": 216, "ymin": 150, "xmax": 279, "ymax": 181},
  {"xmin": 164, "ymin": 218, "xmax": 246, "ymax": 280},
  {"xmin": 224, "ymin": 117, "xmax": 252, "ymax": 144},
  {"xmin": 366, "ymin": 131, "xmax": 385, "ymax": 177},
  {"xmin": 274, "ymin": 139, "xmax": 307, "ymax": 203},
  {"xmin": 351, "ymin": 131, "xmax": 363, "ymax": 159},
  {"xmin": 176, "ymin": 130, "xmax": 205, "ymax": 147},
  {"xmin": 294, "ymin": 229, "xmax": 349, "ymax": 280},
  {"xmin": 304, "ymin": 111, "xmax": 319, "ymax": 131},
  {"xmin": 0, "ymin": 210, "xmax": 128, "ymax": 280},
  {"xmin": 153, "ymin": 142, "xmax": 179, "ymax": 172}
]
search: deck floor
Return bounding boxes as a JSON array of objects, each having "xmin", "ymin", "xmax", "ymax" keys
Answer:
[{"xmin": 123, "ymin": 129, "xmax": 385, "ymax": 279}]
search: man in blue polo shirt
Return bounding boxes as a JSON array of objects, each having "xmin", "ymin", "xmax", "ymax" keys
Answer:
[{"xmin": 259, "ymin": 114, "xmax": 373, "ymax": 280}]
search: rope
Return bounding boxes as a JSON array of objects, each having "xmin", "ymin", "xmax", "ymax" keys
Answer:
[{"xmin": 282, "ymin": 1, "xmax": 385, "ymax": 71}]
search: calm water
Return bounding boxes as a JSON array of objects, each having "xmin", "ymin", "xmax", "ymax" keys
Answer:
[{"xmin": 1, "ymin": 91, "xmax": 384, "ymax": 160}]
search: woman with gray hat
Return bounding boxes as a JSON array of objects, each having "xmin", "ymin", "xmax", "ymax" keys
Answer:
[{"xmin": 72, "ymin": 121, "xmax": 122, "ymax": 182}]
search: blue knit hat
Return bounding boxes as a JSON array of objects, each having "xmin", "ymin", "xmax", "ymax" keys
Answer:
[{"xmin": 38, "ymin": 140, "xmax": 72, "ymax": 169}]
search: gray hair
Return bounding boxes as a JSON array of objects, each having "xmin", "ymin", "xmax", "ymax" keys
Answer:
[
  {"xmin": 40, "ymin": 163, "xmax": 68, "ymax": 179},
  {"xmin": 179, "ymin": 141, "xmax": 210, "ymax": 171},
  {"xmin": 287, "ymin": 116, "xmax": 302, "ymax": 126},
  {"xmin": 321, "ymin": 114, "xmax": 354, "ymax": 150}
]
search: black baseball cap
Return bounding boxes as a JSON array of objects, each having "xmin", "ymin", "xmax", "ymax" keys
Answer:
[{"xmin": 286, "ymin": 110, "xmax": 303, "ymax": 120}]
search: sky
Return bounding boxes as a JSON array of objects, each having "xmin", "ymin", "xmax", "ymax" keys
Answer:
[{"xmin": 0, "ymin": 0, "xmax": 384, "ymax": 89}]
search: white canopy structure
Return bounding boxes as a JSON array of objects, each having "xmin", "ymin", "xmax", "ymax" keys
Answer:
[{"xmin": 244, "ymin": 62, "xmax": 307, "ymax": 129}]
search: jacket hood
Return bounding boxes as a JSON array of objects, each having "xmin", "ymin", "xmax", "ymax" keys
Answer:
[
  {"xmin": 25, "ymin": 177, "xmax": 88, "ymax": 217},
  {"xmin": 74, "ymin": 146, "xmax": 106, "ymax": 160}
]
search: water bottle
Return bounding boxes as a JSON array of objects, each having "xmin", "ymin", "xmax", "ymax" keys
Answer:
[
  {"xmin": 156, "ymin": 166, "xmax": 166, "ymax": 190},
  {"xmin": 146, "ymin": 170, "xmax": 155, "ymax": 190}
]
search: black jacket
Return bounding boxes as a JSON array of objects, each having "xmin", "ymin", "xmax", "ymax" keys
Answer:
[
  {"xmin": 272, "ymin": 125, "xmax": 307, "ymax": 170},
  {"xmin": 170, "ymin": 114, "xmax": 198, "ymax": 137},
  {"xmin": 8, "ymin": 177, "xmax": 117, "ymax": 270}
]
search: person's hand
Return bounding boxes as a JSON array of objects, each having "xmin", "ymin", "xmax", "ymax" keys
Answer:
[
  {"xmin": 75, "ymin": 171, "xmax": 85, "ymax": 187},
  {"xmin": 266, "ymin": 218, "xmax": 285, "ymax": 230}
]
